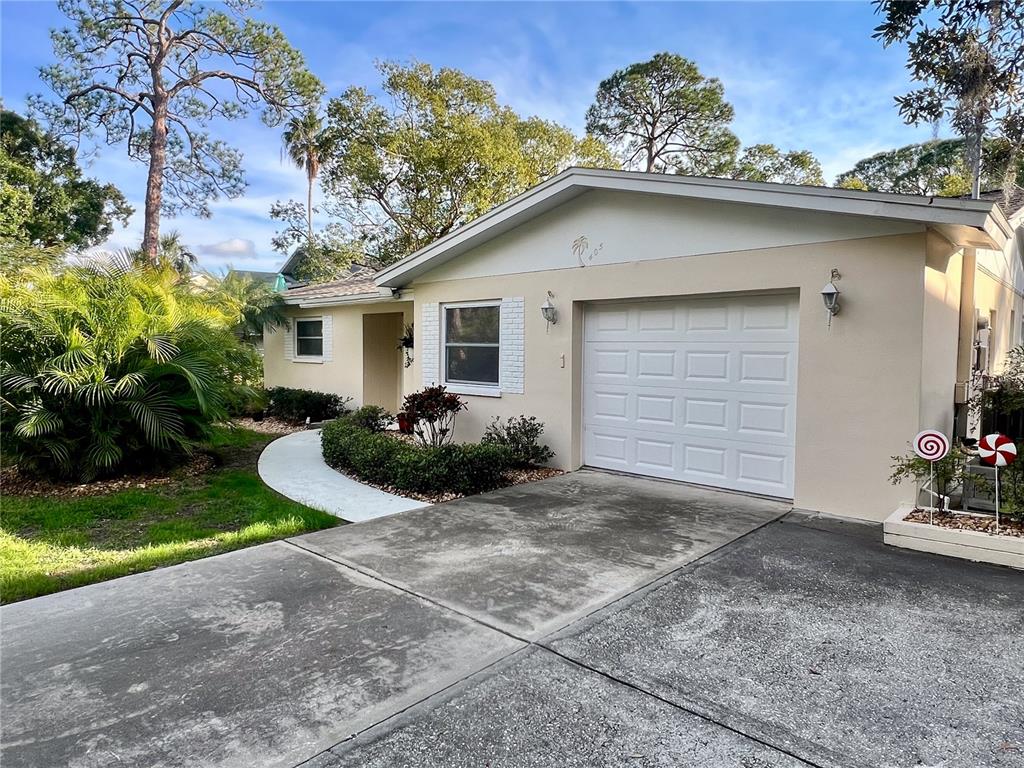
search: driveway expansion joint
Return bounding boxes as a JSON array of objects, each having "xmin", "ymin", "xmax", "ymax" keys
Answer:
[{"xmin": 284, "ymin": 517, "xmax": 847, "ymax": 768}]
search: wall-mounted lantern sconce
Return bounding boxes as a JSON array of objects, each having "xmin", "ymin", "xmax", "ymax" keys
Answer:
[
  {"xmin": 821, "ymin": 268, "xmax": 841, "ymax": 321},
  {"xmin": 541, "ymin": 291, "xmax": 558, "ymax": 328}
]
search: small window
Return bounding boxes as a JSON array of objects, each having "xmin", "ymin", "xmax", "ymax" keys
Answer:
[
  {"xmin": 295, "ymin": 318, "xmax": 324, "ymax": 357},
  {"xmin": 443, "ymin": 302, "xmax": 500, "ymax": 386}
]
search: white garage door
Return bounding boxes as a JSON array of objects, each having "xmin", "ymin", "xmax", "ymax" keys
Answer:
[{"xmin": 583, "ymin": 294, "xmax": 798, "ymax": 498}]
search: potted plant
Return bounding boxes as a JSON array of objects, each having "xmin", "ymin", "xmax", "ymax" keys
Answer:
[{"xmin": 397, "ymin": 323, "xmax": 414, "ymax": 368}]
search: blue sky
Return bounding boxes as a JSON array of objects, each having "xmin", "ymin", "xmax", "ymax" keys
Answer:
[{"xmin": 1, "ymin": 1, "xmax": 944, "ymax": 273}]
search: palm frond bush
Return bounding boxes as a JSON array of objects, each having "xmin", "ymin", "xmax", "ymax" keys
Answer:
[{"xmin": 1, "ymin": 257, "xmax": 259, "ymax": 479}]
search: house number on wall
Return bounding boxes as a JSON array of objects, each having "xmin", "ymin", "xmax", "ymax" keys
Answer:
[{"xmin": 572, "ymin": 235, "xmax": 605, "ymax": 267}]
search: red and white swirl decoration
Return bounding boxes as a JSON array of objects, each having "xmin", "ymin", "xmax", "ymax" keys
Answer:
[
  {"xmin": 978, "ymin": 433, "xmax": 1017, "ymax": 467},
  {"xmin": 913, "ymin": 430, "xmax": 950, "ymax": 462}
]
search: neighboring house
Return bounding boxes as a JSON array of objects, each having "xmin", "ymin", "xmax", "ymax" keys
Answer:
[
  {"xmin": 265, "ymin": 168, "xmax": 1024, "ymax": 521},
  {"xmin": 227, "ymin": 269, "xmax": 280, "ymax": 286}
]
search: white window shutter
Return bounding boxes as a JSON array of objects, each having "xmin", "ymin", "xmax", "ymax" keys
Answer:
[
  {"xmin": 321, "ymin": 315, "xmax": 333, "ymax": 362},
  {"xmin": 499, "ymin": 297, "xmax": 525, "ymax": 394},
  {"xmin": 283, "ymin": 323, "xmax": 295, "ymax": 361},
  {"xmin": 421, "ymin": 302, "xmax": 440, "ymax": 386}
]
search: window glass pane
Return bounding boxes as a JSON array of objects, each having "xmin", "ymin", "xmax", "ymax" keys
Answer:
[
  {"xmin": 297, "ymin": 338, "xmax": 323, "ymax": 357},
  {"xmin": 296, "ymin": 319, "xmax": 323, "ymax": 338},
  {"xmin": 445, "ymin": 306, "xmax": 498, "ymax": 344},
  {"xmin": 445, "ymin": 345, "xmax": 499, "ymax": 384}
]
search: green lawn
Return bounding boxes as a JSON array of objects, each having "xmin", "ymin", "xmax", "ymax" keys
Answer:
[{"xmin": 1, "ymin": 427, "xmax": 340, "ymax": 603}]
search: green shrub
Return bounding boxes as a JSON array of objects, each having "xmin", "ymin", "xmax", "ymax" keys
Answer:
[
  {"xmin": 347, "ymin": 404, "xmax": 392, "ymax": 433},
  {"xmin": 321, "ymin": 419, "xmax": 512, "ymax": 496},
  {"xmin": 482, "ymin": 415, "xmax": 555, "ymax": 467},
  {"xmin": 0, "ymin": 258, "xmax": 259, "ymax": 480},
  {"xmin": 265, "ymin": 386, "xmax": 350, "ymax": 424},
  {"xmin": 889, "ymin": 444, "xmax": 984, "ymax": 509}
]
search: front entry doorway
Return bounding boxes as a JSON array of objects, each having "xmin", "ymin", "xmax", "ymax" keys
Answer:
[{"xmin": 362, "ymin": 312, "xmax": 405, "ymax": 413}]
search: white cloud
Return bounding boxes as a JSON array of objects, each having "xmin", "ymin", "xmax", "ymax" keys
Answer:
[{"xmin": 199, "ymin": 238, "xmax": 258, "ymax": 259}]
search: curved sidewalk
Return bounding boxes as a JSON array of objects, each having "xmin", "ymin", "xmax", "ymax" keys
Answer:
[{"xmin": 258, "ymin": 430, "xmax": 428, "ymax": 522}]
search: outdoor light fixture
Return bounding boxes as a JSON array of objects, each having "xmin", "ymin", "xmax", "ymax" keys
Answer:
[
  {"xmin": 821, "ymin": 268, "xmax": 841, "ymax": 316},
  {"xmin": 541, "ymin": 291, "xmax": 558, "ymax": 327}
]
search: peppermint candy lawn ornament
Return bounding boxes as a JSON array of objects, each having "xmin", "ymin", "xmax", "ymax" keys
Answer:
[
  {"xmin": 978, "ymin": 433, "xmax": 1017, "ymax": 467},
  {"xmin": 913, "ymin": 430, "xmax": 950, "ymax": 462},
  {"xmin": 978, "ymin": 433, "xmax": 1016, "ymax": 534}
]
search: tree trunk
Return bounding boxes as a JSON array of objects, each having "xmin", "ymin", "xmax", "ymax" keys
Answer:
[
  {"xmin": 306, "ymin": 171, "xmax": 314, "ymax": 245},
  {"xmin": 969, "ymin": 125, "xmax": 983, "ymax": 200},
  {"xmin": 142, "ymin": 100, "xmax": 168, "ymax": 262}
]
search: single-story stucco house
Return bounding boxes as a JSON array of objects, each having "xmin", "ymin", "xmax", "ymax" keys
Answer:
[{"xmin": 264, "ymin": 168, "xmax": 1024, "ymax": 521}]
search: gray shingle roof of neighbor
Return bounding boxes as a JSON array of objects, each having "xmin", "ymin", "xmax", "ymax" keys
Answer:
[
  {"xmin": 977, "ymin": 188, "xmax": 1024, "ymax": 220},
  {"xmin": 281, "ymin": 264, "xmax": 379, "ymax": 301}
]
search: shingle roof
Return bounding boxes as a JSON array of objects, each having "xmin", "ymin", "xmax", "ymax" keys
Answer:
[
  {"xmin": 978, "ymin": 188, "xmax": 1024, "ymax": 219},
  {"xmin": 282, "ymin": 264, "xmax": 379, "ymax": 301}
]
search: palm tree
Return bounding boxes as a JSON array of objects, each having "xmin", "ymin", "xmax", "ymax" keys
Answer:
[
  {"xmin": 0, "ymin": 258, "xmax": 240, "ymax": 479},
  {"xmin": 216, "ymin": 272, "xmax": 289, "ymax": 344},
  {"xmin": 156, "ymin": 230, "xmax": 198, "ymax": 274},
  {"xmin": 282, "ymin": 110, "xmax": 334, "ymax": 245},
  {"xmin": 121, "ymin": 230, "xmax": 197, "ymax": 275}
]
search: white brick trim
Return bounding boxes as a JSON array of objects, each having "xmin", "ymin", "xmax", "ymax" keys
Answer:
[
  {"xmin": 421, "ymin": 302, "xmax": 440, "ymax": 386},
  {"xmin": 283, "ymin": 323, "xmax": 294, "ymax": 361},
  {"xmin": 499, "ymin": 297, "xmax": 525, "ymax": 394},
  {"xmin": 321, "ymin": 315, "xmax": 333, "ymax": 362}
]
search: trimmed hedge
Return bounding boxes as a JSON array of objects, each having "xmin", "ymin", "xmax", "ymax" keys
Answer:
[
  {"xmin": 265, "ymin": 387, "xmax": 350, "ymax": 424},
  {"xmin": 347, "ymin": 404, "xmax": 392, "ymax": 433},
  {"xmin": 321, "ymin": 419, "xmax": 513, "ymax": 496}
]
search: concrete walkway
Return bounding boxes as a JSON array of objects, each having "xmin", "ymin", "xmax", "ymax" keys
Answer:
[{"xmin": 257, "ymin": 430, "xmax": 427, "ymax": 522}]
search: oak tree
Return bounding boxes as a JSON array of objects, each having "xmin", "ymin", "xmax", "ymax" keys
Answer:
[
  {"xmin": 322, "ymin": 61, "xmax": 614, "ymax": 267},
  {"xmin": 0, "ymin": 109, "xmax": 131, "ymax": 248},
  {"xmin": 728, "ymin": 144, "xmax": 825, "ymax": 185},
  {"xmin": 836, "ymin": 137, "xmax": 1024, "ymax": 195},
  {"xmin": 874, "ymin": 0, "xmax": 1023, "ymax": 197}
]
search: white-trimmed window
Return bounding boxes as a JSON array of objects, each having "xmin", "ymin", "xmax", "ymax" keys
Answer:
[
  {"xmin": 442, "ymin": 301, "xmax": 500, "ymax": 389},
  {"xmin": 295, "ymin": 318, "xmax": 324, "ymax": 358}
]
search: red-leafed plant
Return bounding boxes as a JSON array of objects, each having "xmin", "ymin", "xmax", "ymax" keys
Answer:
[{"xmin": 403, "ymin": 385, "xmax": 466, "ymax": 447}]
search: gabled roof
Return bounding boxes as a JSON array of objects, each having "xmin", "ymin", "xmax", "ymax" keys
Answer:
[{"xmin": 375, "ymin": 167, "xmax": 1013, "ymax": 289}]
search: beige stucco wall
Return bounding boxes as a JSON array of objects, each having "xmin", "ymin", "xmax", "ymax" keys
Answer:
[
  {"xmin": 974, "ymin": 269, "xmax": 1024, "ymax": 373},
  {"xmin": 263, "ymin": 188, "xmax": 1006, "ymax": 522},
  {"xmin": 409, "ymin": 228, "xmax": 943, "ymax": 521},
  {"xmin": 263, "ymin": 301, "xmax": 415, "ymax": 408},
  {"xmin": 920, "ymin": 231, "xmax": 964, "ymax": 435},
  {"xmin": 974, "ymin": 223, "xmax": 1024, "ymax": 372}
]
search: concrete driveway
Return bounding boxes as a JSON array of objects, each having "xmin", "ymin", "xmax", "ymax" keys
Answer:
[{"xmin": 3, "ymin": 471, "xmax": 1022, "ymax": 768}]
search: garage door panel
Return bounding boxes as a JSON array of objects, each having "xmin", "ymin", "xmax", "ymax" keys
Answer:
[
  {"xmin": 582, "ymin": 425, "xmax": 793, "ymax": 496},
  {"xmin": 586, "ymin": 386, "xmax": 794, "ymax": 446},
  {"xmin": 584, "ymin": 294, "xmax": 797, "ymax": 498},
  {"xmin": 585, "ymin": 344, "xmax": 797, "ymax": 394},
  {"xmin": 587, "ymin": 296, "xmax": 797, "ymax": 344}
]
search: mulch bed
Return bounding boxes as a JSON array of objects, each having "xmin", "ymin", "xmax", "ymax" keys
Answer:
[
  {"xmin": 2, "ymin": 454, "xmax": 216, "ymax": 499},
  {"xmin": 3, "ymin": 419, "xmax": 302, "ymax": 498},
  {"xmin": 232, "ymin": 417, "xmax": 302, "ymax": 435},
  {"xmin": 905, "ymin": 508, "xmax": 1024, "ymax": 538},
  {"xmin": 360, "ymin": 466, "xmax": 564, "ymax": 504}
]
